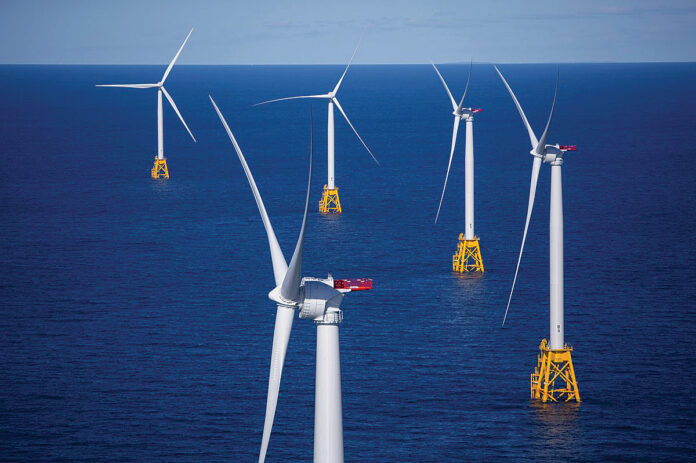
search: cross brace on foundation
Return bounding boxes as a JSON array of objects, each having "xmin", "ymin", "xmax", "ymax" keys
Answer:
[
  {"xmin": 530, "ymin": 338, "xmax": 580, "ymax": 403},
  {"xmin": 151, "ymin": 157, "xmax": 169, "ymax": 179},
  {"xmin": 452, "ymin": 234, "xmax": 484, "ymax": 273},
  {"xmin": 319, "ymin": 185, "xmax": 341, "ymax": 213}
]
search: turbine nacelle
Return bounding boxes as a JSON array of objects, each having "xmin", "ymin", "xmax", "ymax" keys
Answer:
[
  {"xmin": 299, "ymin": 277, "xmax": 346, "ymax": 322},
  {"xmin": 270, "ymin": 275, "xmax": 374, "ymax": 320},
  {"xmin": 530, "ymin": 144, "xmax": 577, "ymax": 165},
  {"xmin": 454, "ymin": 107, "xmax": 482, "ymax": 119},
  {"xmin": 543, "ymin": 148, "xmax": 563, "ymax": 165}
]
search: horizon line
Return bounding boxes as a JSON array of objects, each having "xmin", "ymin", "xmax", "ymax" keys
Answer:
[{"xmin": 0, "ymin": 60, "xmax": 694, "ymax": 66}]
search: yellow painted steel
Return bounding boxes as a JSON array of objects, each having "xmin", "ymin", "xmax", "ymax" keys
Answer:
[
  {"xmin": 452, "ymin": 234, "xmax": 484, "ymax": 273},
  {"xmin": 151, "ymin": 158, "xmax": 169, "ymax": 179},
  {"xmin": 530, "ymin": 338, "xmax": 581, "ymax": 403},
  {"xmin": 319, "ymin": 185, "xmax": 341, "ymax": 213}
]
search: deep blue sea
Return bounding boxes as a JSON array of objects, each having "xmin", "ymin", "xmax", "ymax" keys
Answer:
[{"xmin": 1, "ymin": 63, "xmax": 695, "ymax": 462}]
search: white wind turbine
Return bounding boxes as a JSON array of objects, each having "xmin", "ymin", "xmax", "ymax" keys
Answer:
[
  {"xmin": 255, "ymin": 42, "xmax": 378, "ymax": 213},
  {"xmin": 432, "ymin": 63, "xmax": 485, "ymax": 273},
  {"xmin": 97, "ymin": 29, "xmax": 196, "ymax": 179},
  {"xmin": 495, "ymin": 66, "xmax": 580, "ymax": 403},
  {"xmin": 209, "ymin": 96, "xmax": 373, "ymax": 461}
]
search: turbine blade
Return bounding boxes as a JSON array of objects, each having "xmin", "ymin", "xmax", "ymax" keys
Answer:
[
  {"xmin": 456, "ymin": 60, "xmax": 472, "ymax": 112},
  {"xmin": 280, "ymin": 107, "xmax": 313, "ymax": 302},
  {"xmin": 332, "ymin": 38, "xmax": 361, "ymax": 95},
  {"xmin": 503, "ymin": 156, "xmax": 542, "ymax": 326},
  {"xmin": 494, "ymin": 65, "xmax": 539, "ymax": 149},
  {"xmin": 535, "ymin": 70, "xmax": 559, "ymax": 155},
  {"xmin": 258, "ymin": 305, "xmax": 295, "ymax": 463},
  {"xmin": 431, "ymin": 62, "xmax": 457, "ymax": 111},
  {"xmin": 162, "ymin": 87, "xmax": 196, "ymax": 142},
  {"xmin": 95, "ymin": 84, "xmax": 159, "ymax": 88},
  {"xmin": 332, "ymin": 98, "xmax": 380, "ymax": 166},
  {"xmin": 435, "ymin": 117, "xmax": 460, "ymax": 223},
  {"xmin": 161, "ymin": 28, "xmax": 193, "ymax": 84},
  {"xmin": 254, "ymin": 94, "xmax": 328, "ymax": 106},
  {"xmin": 209, "ymin": 95, "xmax": 288, "ymax": 286}
]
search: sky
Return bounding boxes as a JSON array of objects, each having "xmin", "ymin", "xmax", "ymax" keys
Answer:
[{"xmin": 0, "ymin": 0, "xmax": 694, "ymax": 64}]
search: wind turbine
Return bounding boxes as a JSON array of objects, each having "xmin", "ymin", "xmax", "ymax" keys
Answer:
[
  {"xmin": 209, "ymin": 96, "xmax": 373, "ymax": 462},
  {"xmin": 495, "ymin": 66, "xmax": 580, "ymax": 403},
  {"xmin": 255, "ymin": 41, "xmax": 379, "ymax": 213},
  {"xmin": 97, "ymin": 29, "xmax": 196, "ymax": 179},
  {"xmin": 432, "ymin": 62, "xmax": 484, "ymax": 273}
]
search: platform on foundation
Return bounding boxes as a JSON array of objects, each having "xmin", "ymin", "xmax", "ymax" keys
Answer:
[
  {"xmin": 319, "ymin": 185, "xmax": 341, "ymax": 213},
  {"xmin": 151, "ymin": 158, "xmax": 169, "ymax": 179},
  {"xmin": 452, "ymin": 234, "xmax": 484, "ymax": 273},
  {"xmin": 530, "ymin": 338, "xmax": 580, "ymax": 403}
]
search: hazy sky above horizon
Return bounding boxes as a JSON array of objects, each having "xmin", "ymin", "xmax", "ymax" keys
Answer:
[{"xmin": 1, "ymin": 0, "xmax": 694, "ymax": 64}]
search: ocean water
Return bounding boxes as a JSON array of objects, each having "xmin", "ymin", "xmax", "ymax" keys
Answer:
[{"xmin": 1, "ymin": 63, "xmax": 695, "ymax": 462}]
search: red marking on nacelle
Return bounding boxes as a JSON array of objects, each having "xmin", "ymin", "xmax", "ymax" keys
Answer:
[
  {"xmin": 472, "ymin": 108, "xmax": 482, "ymax": 113},
  {"xmin": 560, "ymin": 145, "xmax": 577, "ymax": 151},
  {"xmin": 334, "ymin": 278, "xmax": 373, "ymax": 291}
]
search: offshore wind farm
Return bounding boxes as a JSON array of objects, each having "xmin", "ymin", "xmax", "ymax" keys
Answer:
[
  {"xmin": 2, "ymin": 60, "xmax": 694, "ymax": 462},
  {"xmin": 1, "ymin": 2, "xmax": 696, "ymax": 462}
]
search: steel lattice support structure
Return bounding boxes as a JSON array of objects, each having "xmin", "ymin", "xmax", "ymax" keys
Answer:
[
  {"xmin": 452, "ymin": 234, "xmax": 484, "ymax": 273},
  {"xmin": 319, "ymin": 186, "xmax": 342, "ymax": 213},
  {"xmin": 151, "ymin": 158, "xmax": 169, "ymax": 179},
  {"xmin": 530, "ymin": 338, "xmax": 580, "ymax": 402}
]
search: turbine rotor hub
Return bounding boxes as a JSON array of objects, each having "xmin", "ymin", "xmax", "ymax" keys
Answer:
[{"xmin": 268, "ymin": 286, "xmax": 300, "ymax": 308}]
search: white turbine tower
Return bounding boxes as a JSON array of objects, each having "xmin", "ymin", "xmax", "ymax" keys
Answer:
[
  {"xmin": 97, "ymin": 29, "xmax": 196, "ymax": 179},
  {"xmin": 255, "ymin": 42, "xmax": 379, "ymax": 213},
  {"xmin": 495, "ymin": 66, "xmax": 580, "ymax": 403},
  {"xmin": 432, "ymin": 63, "xmax": 484, "ymax": 273},
  {"xmin": 209, "ymin": 96, "xmax": 373, "ymax": 462}
]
